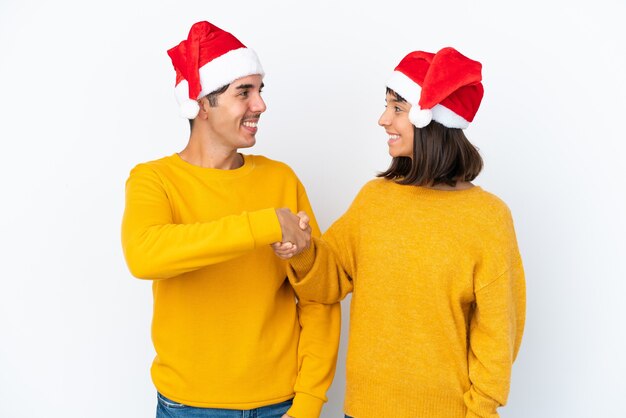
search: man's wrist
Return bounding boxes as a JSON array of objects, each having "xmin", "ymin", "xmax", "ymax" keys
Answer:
[{"xmin": 250, "ymin": 208, "xmax": 283, "ymax": 247}]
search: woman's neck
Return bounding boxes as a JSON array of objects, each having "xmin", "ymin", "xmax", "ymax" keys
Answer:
[{"xmin": 428, "ymin": 181, "xmax": 474, "ymax": 191}]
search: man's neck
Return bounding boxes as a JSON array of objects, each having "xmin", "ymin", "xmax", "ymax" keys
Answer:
[{"xmin": 178, "ymin": 139, "xmax": 243, "ymax": 170}]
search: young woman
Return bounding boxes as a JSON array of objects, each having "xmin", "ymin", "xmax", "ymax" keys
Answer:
[{"xmin": 275, "ymin": 47, "xmax": 526, "ymax": 418}]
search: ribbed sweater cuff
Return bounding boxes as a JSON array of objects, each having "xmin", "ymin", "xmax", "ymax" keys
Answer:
[
  {"xmin": 287, "ymin": 392, "xmax": 324, "ymax": 418},
  {"xmin": 289, "ymin": 244, "xmax": 316, "ymax": 280},
  {"xmin": 248, "ymin": 208, "xmax": 283, "ymax": 247},
  {"xmin": 463, "ymin": 388, "xmax": 500, "ymax": 418}
]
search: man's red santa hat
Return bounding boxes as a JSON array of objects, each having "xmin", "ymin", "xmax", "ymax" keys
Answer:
[
  {"xmin": 167, "ymin": 21, "xmax": 264, "ymax": 119},
  {"xmin": 386, "ymin": 47, "xmax": 484, "ymax": 129}
]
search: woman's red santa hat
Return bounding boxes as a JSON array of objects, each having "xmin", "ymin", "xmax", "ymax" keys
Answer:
[
  {"xmin": 167, "ymin": 21, "xmax": 264, "ymax": 119},
  {"xmin": 386, "ymin": 47, "xmax": 484, "ymax": 129}
]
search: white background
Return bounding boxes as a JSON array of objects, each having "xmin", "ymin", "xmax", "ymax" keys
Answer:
[{"xmin": 1, "ymin": 1, "xmax": 625, "ymax": 417}]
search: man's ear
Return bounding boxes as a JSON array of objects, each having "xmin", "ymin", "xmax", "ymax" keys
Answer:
[{"xmin": 197, "ymin": 97, "xmax": 210, "ymax": 119}]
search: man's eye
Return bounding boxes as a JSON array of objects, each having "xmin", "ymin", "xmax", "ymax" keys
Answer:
[{"xmin": 395, "ymin": 106, "xmax": 402, "ymax": 112}]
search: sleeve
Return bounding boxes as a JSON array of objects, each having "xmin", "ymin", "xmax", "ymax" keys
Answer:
[
  {"xmin": 121, "ymin": 164, "xmax": 282, "ymax": 280},
  {"xmin": 288, "ymin": 233, "xmax": 354, "ymax": 304},
  {"xmin": 287, "ymin": 186, "xmax": 363, "ymax": 305},
  {"xmin": 289, "ymin": 300, "xmax": 341, "ymax": 418},
  {"xmin": 287, "ymin": 182, "xmax": 342, "ymax": 418},
  {"xmin": 464, "ymin": 215, "xmax": 526, "ymax": 418}
]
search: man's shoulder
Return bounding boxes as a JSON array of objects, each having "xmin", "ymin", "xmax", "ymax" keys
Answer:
[
  {"xmin": 137, "ymin": 154, "xmax": 176, "ymax": 168},
  {"xmin": 127, "ymin": 154, "xmax": 177, "ymax": 179},
  {"xmin": 248, "ymin": 154, "xmax": 297, "ymax": 177}
]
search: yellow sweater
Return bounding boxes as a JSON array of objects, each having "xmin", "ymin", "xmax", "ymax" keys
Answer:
[
  {"xmin": 289, "ymin": 179, "xmax": 525, "ymax": 418},
  {"xmin": 121, "ymin": 154, "xmax": 340, "ymax": 418}
]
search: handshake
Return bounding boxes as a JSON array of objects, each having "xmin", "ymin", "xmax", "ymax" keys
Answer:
[{"xmin": 272, "ymin": 208, "xmax": 311, "ymax": 260}]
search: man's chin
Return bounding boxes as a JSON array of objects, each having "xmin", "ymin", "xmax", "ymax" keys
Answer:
[{"xmin": 239, "ymin": 138, "xmax": 256, "ymax": 149}]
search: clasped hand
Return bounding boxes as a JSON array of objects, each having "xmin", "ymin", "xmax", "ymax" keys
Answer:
[{"xmin": 272, "ymin": 208, "xmax": 311, "ymax": 259}]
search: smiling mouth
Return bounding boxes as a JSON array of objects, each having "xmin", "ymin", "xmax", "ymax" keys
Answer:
[
  {"xmin": 242, "ymin": 121, "xmax": 258, "ymax": 128},
  {"xmin": 388, "ymin": 134, "xmax": 400, "ymax": 141}
]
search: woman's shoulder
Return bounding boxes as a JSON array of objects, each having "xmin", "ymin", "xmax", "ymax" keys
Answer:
[
  {"xmin": 350, "ymin": 178, "xmax": 391, "ymax": 201},
  {"xmin": 465, "ymin": 187, "xmax": 520, "ymax": 239},
  {"xmin": 472, "ymin": 187, "xmax": 513, "ymax": 217},
  {"xmin": 360, "ymin": 177, "xmax": 391, "ymax": 192}
]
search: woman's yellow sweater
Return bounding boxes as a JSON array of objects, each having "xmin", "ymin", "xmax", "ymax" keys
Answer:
[{"xmin": 289, "ymin": 178, "xmax": 525, "ymax": 418}]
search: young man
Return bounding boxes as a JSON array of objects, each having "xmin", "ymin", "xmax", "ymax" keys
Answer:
[{"xmin": 121, "ymin": 21, "xmax": 340, "ymax": 418}]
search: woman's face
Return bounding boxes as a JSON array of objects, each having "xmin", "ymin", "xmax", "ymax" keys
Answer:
[{"xmin": 378, "ymin": 91, "xmax": 415, "ymax": 158}]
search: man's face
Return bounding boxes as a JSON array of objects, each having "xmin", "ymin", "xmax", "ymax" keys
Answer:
[{"xmin": 202, "ymin": 74, "xmax": 266, "ymax": 151}]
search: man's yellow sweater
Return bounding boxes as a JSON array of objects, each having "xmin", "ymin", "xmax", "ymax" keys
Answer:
[
  {"xmin": 121, "ymin": 154, "xmax": 340, "ymax": 418},
  {"xmin": 289, "ymin": 178, "xmax": 525, "ymax": 418}
]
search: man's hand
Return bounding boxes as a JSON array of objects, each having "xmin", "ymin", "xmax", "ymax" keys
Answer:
[
  {"xmin": 295, "ymin": 211, "xmax": 310, "ymax": 231},
  {"xmin": 273, "ymin": 209, "xmax": 311, "ymax": 259},
  {"xmin": 281, "ymin": 414, "xmax": 293, "ymax": 418}
]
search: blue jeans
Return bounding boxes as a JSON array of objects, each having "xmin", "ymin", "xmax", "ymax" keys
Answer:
[{"xmin": 156, "ymin": 393, "xmax": 293, "ymax": 418}]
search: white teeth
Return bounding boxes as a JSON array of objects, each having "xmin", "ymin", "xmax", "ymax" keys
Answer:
[
  {"xmin": 389, "ymin": 134, "xmax": 400, "ymax": 140},
  {"xmin": 243, "ymin": 121, "xmax": 258, "ymax": 128}
]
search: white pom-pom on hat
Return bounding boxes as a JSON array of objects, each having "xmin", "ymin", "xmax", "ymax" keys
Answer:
[
  {"xmin": 409, "ymin": 106, "xmax": 432, "ymax": 128},
  {"xmin": 179, "ymin": 99, "xmax": 200, "ymax": 119}
]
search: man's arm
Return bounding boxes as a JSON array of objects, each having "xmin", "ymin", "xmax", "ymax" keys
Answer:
[
  {"xmin": 121, "ymin": 164, "xmax": 305, "ymax": 279},
  {"xmin": 287, "ymin": 300, "xmax": 341, "ymax": 418}
]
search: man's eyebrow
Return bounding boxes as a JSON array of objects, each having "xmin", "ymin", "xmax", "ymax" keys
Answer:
[{"xmin": 235, "ymin": 83, "xmax": 264, "ymax": 90}]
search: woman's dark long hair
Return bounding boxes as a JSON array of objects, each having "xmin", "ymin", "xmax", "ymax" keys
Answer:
[{"xmin": 378, "ymin": 89, "xmax": 483, "ymax": 187}]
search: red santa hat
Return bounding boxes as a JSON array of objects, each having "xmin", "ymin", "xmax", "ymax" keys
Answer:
[
  {"xmin": 386, "ymin": 47, "xmax": 484, "ymax": 129},
  {"xmin": 167, "ymin": 21, "xmax": 264, "ymax": 119}
]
